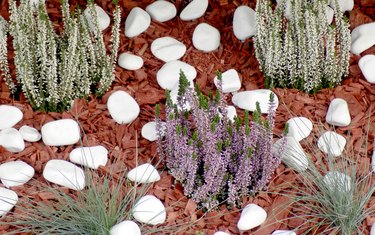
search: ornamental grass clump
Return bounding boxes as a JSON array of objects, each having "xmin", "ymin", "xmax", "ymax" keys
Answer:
[
  {"xmin": 156, "ymin": 71, "xmax": 286, "ymax": 209},
  {"xmin": 254, "ymin": 0, "xmax": 350, "ymax": 93},
  {"xmin": 0, "ymin": 0, "xmax": 120, "ymax": 112}
]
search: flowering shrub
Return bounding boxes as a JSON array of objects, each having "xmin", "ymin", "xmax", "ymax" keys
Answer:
[
  {"xmin": 254, "ymin": 0, "xmax": 350, "ymax": 93},
  {"xmin": 156, "ymin": 71, "xmax": 285, "ymax": 209},
  {"xmin": 0, "ymin": 0, "xmax": 120, "ymax": 112}
]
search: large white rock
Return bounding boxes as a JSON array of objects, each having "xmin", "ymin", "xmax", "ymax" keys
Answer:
[
  {"xmin": 232, "ymin": 89, "xmax": 279, "ymax": 114},
  {"xmin": 118, "ymin": 52, "xmax": 144, "ymax": 71},
  {"xmin": 43, "ymin": 160, "xmax": 85, "ymax": 190},
  {"xmin": 325, "ymin": 98, "xmax": 351, "ymax": 127},
  {"xmin": 141, "ymin": 121, "xmax": 166, "ymax": 142},
  {"xmin": 359, "ymin": 54, "xmax": 375, "ymax": 84},
  {"xmin": 233, "ymin": 6, "xmax": 256, "ymax": 41},
  {"xmin": 237, "ymin": 204, "xmax": 267, "ymax": 231},
  {"xmin": 156, "ymin": 60, "xmax": 197, "ymax": 90},
  {"xmin": 286, "ymin": 117, "xmax": 313, "ymax": 142},
  {"xmin": 0, "ymin": 161, "xmax": 34, "ymax": 188},
  {"xmin": 0, "ymin": 105, "xmax": 23, "ymax": 130},
  {"xmin": 371, "ymin": 223, "xmax": 375, "ymax": 235},
  {"xmin": 125, "ymin": 7, "xmax": 151, "ymax": 38},
  {"xmin": 83, "ymin": 5, "xmax": 110, "ymax": 31},
  {"xmin": 271, "ymin": 230, "xmax": 297, "ymax": 235},
  {"xmin": 107, "ymin": 91, "xmax": 140, "ymax": 124},
  {"xmin": 274, "ymin": 137, "xmax": 308, "ymax": 172},
  {"xmin": 0, "ymin": 128, "xmax": 25, "ymax": 153},
  {"xmin": 0, "ymin": 187, "xmax": 18, "ymax": 216},
  {"xmin": 41, "ymin": 119, "xmax": 80, "ymax": 146},
  {"xmin": 19, "ymin": 125, "xmax": 41, "ymax": 142},
  {"xmin": 69, "ymin": 146, "xmax": 108, "ymax": 170},
  {"xmin": 180, "ymin": 0, "xmax": 208, "ymax": 21},
  {"xmin": 192, "ymin": 23, "xmax": 220, "ymax": 52},
  {"xmin": 151, "ymin": 36, "xmax": 186, "ymax": 62},
  {"xmin": 326, "ymin": 6, "xmax": 334, "ymax": 24},
  {"xmin": 372, "ymin": 149, "xmax": 375, "ymax": 172},
  {"xmin": 110, "ymin": 220, "xmax": 141, "ymax": 235},
  {"xmin": 317, "ymin": 131, "xmax": 346, "ymax": 157},
  {"xmin": 214, "ymin": 232, "xmax": 230, "ymax": 235},
  {"xmin": 351, "ymin": 22, "xmax": 375, "ymax": 55},
  {"xmin": 127, "ymin": 163, "xmax": 160, "ymax": 183},
  {"xmin": 226, "ymin": 106, "xmax": 237, "ymax": 122},
  {"xmin": 329, "ymin": 0, "xmax": 354, "ymax": 12},
  {"xmin": 146, "ymin": 1, "xmax": 177, "ymax": 22},
  {"xmin": 169, "ymin": 86, "xmax": 192, "ymax": 111},
  {"xmin": 214, "ymin": 69, "xmax": 241, "ymax": 93},
  {"xmin": 323, "ymin": 171, "xmax": 352, "ymax": 193},
  {"xmin": 132, "ymin": 195, "xmax": 166, "ymax": 225}
]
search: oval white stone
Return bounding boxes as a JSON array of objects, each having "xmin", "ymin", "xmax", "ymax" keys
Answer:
[
  {"xmin": 118, "ymin": 52, "xmax": 144, "ymax": 70},
  {"xmin": 271, "ymin": 230, "xmax": 297, "ymax": 235},
  {"xmin": 146, "ymin": 1, "xmax": 177, "ymax": 22},
  {"xmin": 0, "ymin": 187, "xmax": 18, "ymax": 216},
  {"xmin": 132, "ymin": 195, "xmax": 166, "ymax": 225},
  {"xmin": 233, "ymin": 6, "xmax": 256, "ymax": 41},
  {"xmin": 43, "ymin": 159, "xmax": 85, "ymax": 190},
  {"xmin": 192, "ymin": 23, "xmax": 220, "ymax": 52},
  {"xmin": 325, "ymin": 98, "xmax": 351, "ymax": 127},
  {"xmin": 214, "ymin": 232, "xmax": 230, "ymax": 235},
  {"xmin": 41, "ymin": 119, "xmax": 81, "ymax": 146},
  {"xmin": 0, "ymin": 105, "xmax": 23, "ymax": 130},
  {"xmin": 0, "ymin": 128, "xmax": 25, "ymax": 153},
  {"xmin": 273, "ymin": 137, "xmax": 308, "ymax": 172},
  {"xmin": 359, "ymin": 54, "xmax": 375, "ymax": 84},
  {"xmin": 371, "ymin": 223, "xmax": 375, "ymax": 235},
  {"xmin": 127, "ymin": 163, "xmax": 160, "ymax": 183},
  {"xmin": 141, "ymin": 121, "xmax": 166, "ymax": 142},
  {"xmin": 83, "ymin": 5, "xmax": 110, "ymax": 31},
  {"xmin": 19, "ymin": 125, "xmax": 41, "ymax": 142},
  {"xmin": 125, "ymin": 7, "xmax": 151, "ymax": 38},
  {"xmin": 372, "ymin": 150, "xmax": 375, "ymax": 172},
  {"xmin": 237, "ymin": 204, "xmax": 267, "ymax": 231},
  {"xmin": 107, "ymin": 91, "xmax": 140, "ymax": 124},
  {"xmin": 110, "ymin": 220, "xmax": 141, "ymax": 235},
  {"xmin": 156, "ymin": 60, "xmax": 197, "ymax": 90},
  {"xmin": 170, "ymin": 86, "xmax": 192, "ymax": 111},
  {"xmin": 151, "ymin": 36, "xmax": 186, "ymax": 62},
  {"xmin": 180, "ymin": 0, "xmax": 208, "ymax": 21},
  {"xmin": 323, "ymin": 171, "xmax": 352, "ymax": 193},
  {"xmin": 232, "ymin": 89, "xmax": 279, "ymax": 114},
  {"xmin": 0, "ymin": 160, "xmax": 34, "ymax": 188},
  {"xmin": 214, "ymin": 69, "xmax": 241, "ymax": 93},
  {"xmin": 351, "ymin": 22, "xmax": 375, "ymax": 55},
  {"xmin": 69, "ymin": 145, "xmax": 108, "ymax": 169},
  {"xmin": 326, "ymin": 6, "xmax": 334, "ymax": 24},
  {"xmin": 317, "ymin": 131, "xmax": 346, "ymax": 157},
  {"xmin": 286, "ymin": 117, "xmax": 313, "ymax": 141}
]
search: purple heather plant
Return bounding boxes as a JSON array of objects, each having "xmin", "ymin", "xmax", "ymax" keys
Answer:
[{"xmin": 155, "ymin": 71, "xmax": 285, "ymax": 209}]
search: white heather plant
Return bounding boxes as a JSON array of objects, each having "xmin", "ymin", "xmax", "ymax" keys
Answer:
[
  {"xmin": 0, "ymin": 0, "xmax": 120, "ymax": 112},
  {"xmin": 254, "ymin": 0, "xmax": 351, "ymax": 93}
]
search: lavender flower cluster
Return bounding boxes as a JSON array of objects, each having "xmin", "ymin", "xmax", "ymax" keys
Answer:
[{"xmin": 156, "ymin": 71, "xmax": 284, "ymax": 209}]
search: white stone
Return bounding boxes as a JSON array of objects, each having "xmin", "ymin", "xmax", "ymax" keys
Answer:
[
  {"xmin": 43, "ymin": 160, "xmax": 85, "ymax": 190},
  {"xmin": 110, "ymin": 220, "xmax": 141, "ymax": 235},
  {"xmin": 192, "ymin": 23, "xmax": 220, "ymax": 52},
  {"xmin": 323, "ymin": 171, "xmax": 352, "ymax": 192},
  {"xmin": 371, "ymin": 223, "xmax": 375, "ymax": 235},
  {"xmin": 0, "ymin": 187, "xmax": 18, "ymax": 216},
  {"xmin": 118, "ymin": 52, "xmax": 144, "ymax": 70},
  {"xmin": 237, "ymin": 204, "xmax": 267, "ymax": 231},
  {"xmin": 233, "ymin": 6, "xmax": 256, "ymax": 41},
  {"xmin": 125, "ymin": 7, "xmax": 151, "ymax": 38},
  {"xmin": 151, "ymin": 36, "xmax": 186, "ymax": 62},
  {"xmin": 69, "ymin": 146, "xmax": 108, "ymax": 170},
  {"xmin": 170, "ymin": 86, "xmax": 192, "ymax": 111},
  {"xmin": 326, "ymin": 6, "xmax": 334, "ymax": 24},
  {"xmin": 19, "ymin": 125, "xmax": 41, "ymax": 142},
  {"xmin": 317, "ymin": 131, "xmax": 346, "ymax": 157},
  {"xmin": 146, "ymin": 1, "xmax": 177, "ymax": 22},
  {"xmin": 232, "ymin": 89, "xmax": 279, "ymax": 114},
  {"xmin": 180, "ymin": 0, "xmax": 208, "ymax": 21},
  {"xmin": 0, "ymin": 161, "xmax": 34, "ymax": 188},
  {"xmin": 214, "ymin": 69, "xmax": 241, "ymax": 93},
  {"xmin": 329, "ymin": 0, "xmax": 354, "ymax": 12},
  {"xmin": 326, "ymin": 98, "xmax": 351, "ymax": 127},
  {"xmin": 0, "ymin": 105, "xmax": 23, "ymax": 130},
  {"xmin": 156, "ymin": 60, "xmax": 197, "ymax": 90},
  {"xmin": 273, "ymin": 137, "xmax": 308, "ymax": 172},
  {"xmin": 127, "ymin": 163, "xmax": 160, "ymax": 183},
  {"xmin": 271, "ymin": 230, "xmax": 297, "ymax": 235},
  {"xmin": 372, "ymin": 149, "xmax": 375, "ymax": 172},
  {"xmin": 0, "ymin": 128, "xmax": 25, "ymax": 153},
  {"xmin": 141, "ymin": 121, "xmax": 166, "ymax": 142},
  {"xmin": 351, "ymin": 22, "xmax": 375, "ymax": 55},
  {"xmin": 41, "ymin": 119, "xmax": 80, "ymax": 146},
  {"xmin": 226, "ymin": 106, "xmax": 237, "ymax": 122},
  {"xmin": 286, "ymin": 117, "xmax": 313, "ymax": 142},
  {"xmin": 83, "ymin": 5, "xmax": 110, "ymax": 31},
  {"xmin": 107, "ymin": 91, "xmax": 140, "ymax": 124},
  {"xmin": 214, "ymin": 232, "xmax": 230, "ymax": 235},
  {"xmin": 359, "ymin": 54, "xmax": 375, "ymax": 84},
  {"xmin": 132, "ymin": 195, "xmax": 166, "ymax": 225}
]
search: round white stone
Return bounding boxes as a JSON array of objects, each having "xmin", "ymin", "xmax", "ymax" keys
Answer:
[
  {"xmin": 69, "ymin": 145, "xmax": 108, "ymax": 170},
  {"xmin": 237, "ymin": 204, "xmax": 267, "ymax": 231},
  {"xmin": 326, "ymin": 6, "xmax": 334, "ymax": 24},
  {"xmin": 83, "ymin": 5, "xmax": 110, "ymax": 31},
  {"xmin": 372, "ymin": 149, "xmax": 375, "ymax": 172},
  {"xmin": 151, "ymin": 36, "xmax": 186, "ymax": 62},
  {"xmin": 329, "ymin": 0, "xmax": 354, "ymax": 12},
  {"xmin": 110, "ymin": 220, "xmax": 141, "ymax": 235},
  {"xmin": 127, "ymin": 163, "xmax": 160, "ymax": 183},
  {"xmin": 323, "ymin": 171, "xmax": 352, "ymax": 193},
  {"xmin": 359, "ymin": 54, "xmax": 375, "ymax": 84},
  {"xmin": 146, "ymin": 1, "xmax": 177, "ymax": 22},
  {"xmin": 371, "ymin": 223, "xmax": 375, "ymax": 235},
  {"xmin": 107, "ymin": 91, "xmax": 140, "ymax": 124},
  {"xmin": 118, "ymin": 52, "xmax": 144, "ymax": 70},
  {"xmin": 19, "ymin": 125, "xmax": 41, "ymax": 142},
  {"xmin": 232, "ymin": 89, "xmax": 279, "ymax": 114},
  {"xmin": 233, "ymin": 6, "xmax": 256, "ymax": 41},
  {"xmin": 141, "ymin": 121, "xmax": 166, "ymax": 142},
  {"xmin": 0, "ymin": 128, "xmax": 25, "ymax": 153},
  {"xmin": 286, "ymin": 117, "xmax": 313, "ymax": 141},
  {"xmin": 0, "ymin": 105, "xmax": 23, "ymax": 130},
  {"xmin": 170, "ymin": 86, "xmax": 192, "ymax": 111},
  {"xmin": 41, "ymin": 119, "xmax": 81, "ymax": 146},
  {"xmin": 0, "ymin": 187, "xmax": 18, "ymax": 216},
  {"xmin": 43, "ymin": 159, "xmax": 85, "ymax": 190},
  {"xmin": 132, "ymin": 195, "xmax": 166, "ymax": 225},
  {"xmin": 271, "ymin": 230, "xmax": 297, "ymax": 235},
  {"xmin": 0, "ymin": 160, "xmax": 34, "ymax": 188},
  {"xmin": 214, "ymin": 69, "xmax": 241, "ymax": 93},
  {"xmin": 273, "ymin": 137, "xmax": 308, "ymax": 172},
  {"xmin": 325, "ymin": 98, "xmax": 351, "ymax": 127},
  {"xmin": 317, "ymin": 131, "xmax": 346, "ymax": 157},
  {"xmin": 214, "ymin": 232, "xmax": 230, "ymax": 235},
  {"xmin": 192, "ymin": 23, "xmax": 220, "ymax": 52},
  {"xmin": 351, "ymin": 22, "xmax": 375, "ymax": 55},
  {"xmin": 125, "ymin": 7, "xmax": 151, "ymax": 38},
  {"xmin": 156, "ymin": 60, "xmax": 197, "ymax": 90},
  {"xmin": 180, "ymin": 0, "xmax": 208, "ymax": 21},
  {"xmin": 226, "ymin": 105, "xmax": 237, "ymax": 122}
]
